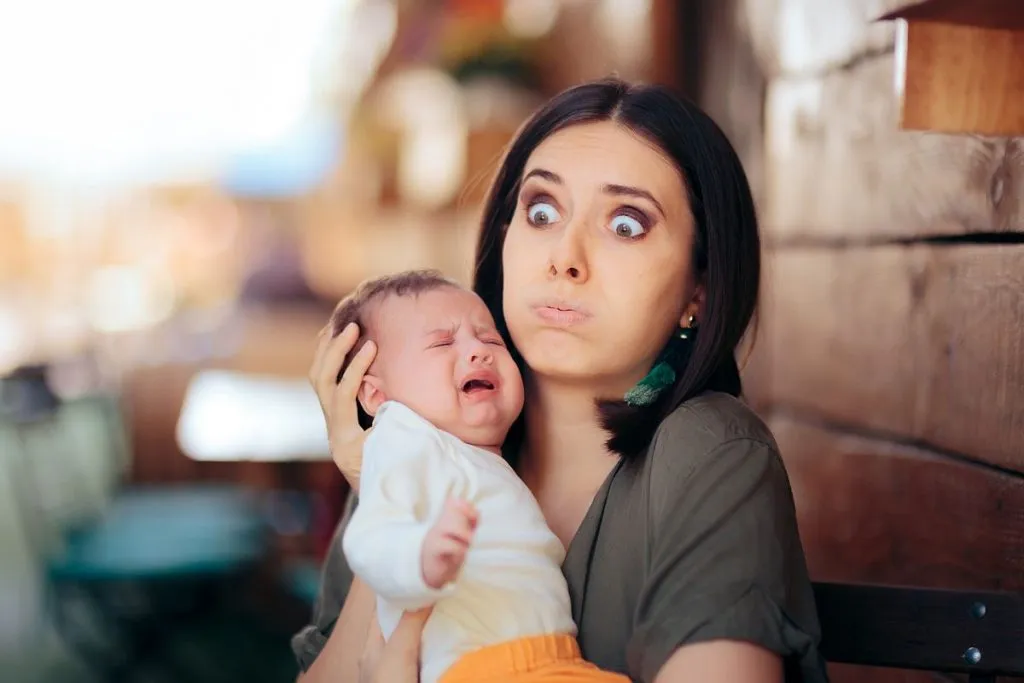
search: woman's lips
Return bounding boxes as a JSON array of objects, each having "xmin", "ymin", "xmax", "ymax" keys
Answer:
[{"xmin": 532, "ymin": 305, "xmax": 592, "ymax": 326}]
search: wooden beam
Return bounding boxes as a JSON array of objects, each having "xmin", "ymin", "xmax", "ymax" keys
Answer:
[
  {"xmin": 894, "ymin": 19, "xmax": 1024, "ymax": 135},
  {"xmin": 771, "ymin": 415, "xmax": 1024, "ymax": 591},
  {"xmin": 879, "ymin": 0, "xmax": 1024, "ymax": 31},
  {"xmin": 691, "ymin": 0, "xmax": 766, "ymax": 201},
  {"xmin": 825, "ymin": 664, "xmax": 934, "ymax": 683},
  {"xmin": 751, "ymin": 244, "xmax": 1024, "ymax": 472},
  {"xmin": 649, "ymin": 0, "xmax": 684, "ymax": 90},
  {"xmin": 763, "ymin": 53, "xmax": 1022, "ymax": 242},
  {"xmin": 813, "ymin": 582, "xmax": 1024, "ymax": 675}
]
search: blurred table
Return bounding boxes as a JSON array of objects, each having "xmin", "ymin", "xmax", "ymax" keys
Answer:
[
  {"xmin": 177, "ymin": 369, "xmax": 330, "ymax": 463},
  {"xmin": 176, "ymin": 369, "xmax": 344, "ymax": 563}
]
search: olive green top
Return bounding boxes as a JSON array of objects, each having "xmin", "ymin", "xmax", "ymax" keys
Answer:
[{"xmin": 291, "ymin": 392, "xmax": 829, "ymax": 682}]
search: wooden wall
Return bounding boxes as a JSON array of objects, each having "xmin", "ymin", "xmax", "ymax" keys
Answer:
[{"xmin": 696, "ymin": 1, "xmax": 1024, "ymax": 681}]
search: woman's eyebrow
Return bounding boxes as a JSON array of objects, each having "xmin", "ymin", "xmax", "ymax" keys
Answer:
[
  {"xmin": 523, "ymin": 168, "xmax": 561, "ymax": 184},
  {"xmin": 524, "ymin": 168, "xmax": 666, "ymax": 218},
  {"xmin": 603, "ymin": 183, "xmax": 666, "ymax": 218}
]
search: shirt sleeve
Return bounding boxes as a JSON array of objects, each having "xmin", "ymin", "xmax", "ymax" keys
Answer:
[
  {"xmin": 341, "ymin": 407, "xmax": 459, "ymax": 611},
  {"xmin": 627, "ymin": 430, "xmax": 827, "ymax": 683},
  {"xmin": 290, "ymin": 492, "xmax": 357, "ymax": 673}
]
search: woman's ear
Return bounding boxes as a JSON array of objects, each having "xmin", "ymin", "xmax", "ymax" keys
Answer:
[
  {"xmin": 681, "ymin": 282, "xmax": 706, "ymax": 326},
  {"xmin": 357, "ymin": 375, "xmax": 388, "ymax": 418}
]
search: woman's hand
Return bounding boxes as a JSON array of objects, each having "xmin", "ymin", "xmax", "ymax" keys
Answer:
[
  {"xmin": 310, "ymin": 321, "xmax": 377, "ymax": 490},
  {"xmin": 359, "ymin": 606, "xmax": 432, "ymax": 683}
]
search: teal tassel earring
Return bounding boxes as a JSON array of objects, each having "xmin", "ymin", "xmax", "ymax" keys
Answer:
[{"xmin": 624, "ymin": 315, "xmax": 696, "ymax": 407}]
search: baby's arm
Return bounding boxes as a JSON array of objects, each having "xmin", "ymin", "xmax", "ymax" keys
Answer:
[{"xmin": 341, "ymin": 412, "xmax": 472, "ymax": 611}]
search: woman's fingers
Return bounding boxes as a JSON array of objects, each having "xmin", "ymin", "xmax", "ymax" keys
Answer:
[
  {"xmin": 324, "ymin": 336, "xmax": 376, "ymax": 489},
  {"xmin": 309, "ymin": 321, "xmax": 374, "ymax": 489},
  {"xmin": 334, "ymin": 338, "xmax": 376, "ymax": 408},
  {"xmin": 308, "ymin": 324, "xmax": 334, "ymax": 391},
  {"xmin": 369, "ymin": 608, "xmax": 432, "ymax": 683},
  {"xmin": 392, "ymin": 607, "xmax": 432, "ymax": 642},
  {"xmin": 315, "ymin": 322, "xmax": 360, "ymax": 401},
  {"xmin": 358, "ymin": 605, "xmax": 386, "ymax": 683}
]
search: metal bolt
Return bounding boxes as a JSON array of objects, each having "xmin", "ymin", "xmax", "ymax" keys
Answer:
[
  {"xmin": 971, "ymin": 602, "xmax": 987, "ymax": 619},
  {"xmin": 964, "ymin": 646, "xmax": 982, "ymax": 665}
]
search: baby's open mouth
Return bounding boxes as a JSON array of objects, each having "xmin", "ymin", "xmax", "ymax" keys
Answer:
[{"xmin": 461, "ymin": 378, "xmax": 495, "ymax": 393}]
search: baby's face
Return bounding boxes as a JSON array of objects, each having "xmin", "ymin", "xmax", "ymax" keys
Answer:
[{"xmin": 365, "ymin": 286, "xmax": 524, "ymax": 450}]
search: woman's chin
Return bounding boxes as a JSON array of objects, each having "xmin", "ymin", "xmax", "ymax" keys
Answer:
[
  {"xmin": 514, "ymin": 330, "xmax": 639, "ymax": 390},
  {"xmin": 521, "ymin": 354, "xmax": 603, "ymax": 386}
]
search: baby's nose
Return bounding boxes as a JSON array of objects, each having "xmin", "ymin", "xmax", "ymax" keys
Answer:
[{"xmin": 469, "ymin": 345, "xmax": 493, "ymax": 364}]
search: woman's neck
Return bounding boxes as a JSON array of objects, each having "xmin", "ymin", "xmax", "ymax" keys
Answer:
[
  {"xmin": 517, "ymin": 373, "xmax": 622, "ymax": 547},
  {"xmin": 520, "ymin": 374, "xmax": 615, "ymax": 475}
]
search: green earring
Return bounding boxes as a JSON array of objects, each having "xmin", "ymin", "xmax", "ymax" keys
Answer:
[{"xmin": 624, "ymin": 316, "xmax": 696, "ymax": 408}]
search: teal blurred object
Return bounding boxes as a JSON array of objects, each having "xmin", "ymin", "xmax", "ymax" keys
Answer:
[
  {"xmin": 282, "ymin": 560, "xmax": 322, "ymax": 606},
  {"xmin": 2, "ymin": 371, "xmax": 270, "ymax": 680},
  {"xmin": 49, "ymin": 486, "xmax": 266, "ymax": 581}
]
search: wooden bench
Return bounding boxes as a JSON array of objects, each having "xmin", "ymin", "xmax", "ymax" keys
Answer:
[{"xmin": 813, "ymin": 582, "xmax": 1024, "ymax": 681}]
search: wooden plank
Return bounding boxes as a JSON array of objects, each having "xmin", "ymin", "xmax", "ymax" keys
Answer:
[
  {"xmin": 752, "ymin": 244, "xmax": 1024, "ymax": 472},
  {"xmin": 813, "ymin": 582, "xmax": 1024, "ymax": 675},
  {"xmin": 897, "ymin": 20, "xmax": 1024, "ymax": 136},
  {"xmin": 771, "ymin": 415, "xmax": 1024, "ymax": 591},
  {"xmin": 824, "ymin": 664, "xmax": 941, "ymax": 683},
  {"xmin": 816, "ymin": 585, "xmax": 1024, "ymax": 680},
  {"xmin": 880, "ymin": 0, "xmax": 1024, "ymax": 30},
  {"xmin": 693, "ymin": 0, "xmax": 768, "ymax": 204},
  {"xmin": 649, "ymin": 0, "xmax": 685, "ymax": 90},
  {"xmin": 763, "ymin": 52, "xmax": 1023, "ymax": 242}
]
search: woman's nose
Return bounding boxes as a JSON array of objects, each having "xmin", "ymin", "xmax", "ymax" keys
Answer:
[{"xmin": 546, "ymin": 223, "xmax": 589, "ymax": 283}]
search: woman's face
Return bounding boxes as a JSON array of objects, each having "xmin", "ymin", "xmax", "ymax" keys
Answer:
[{"xmin": 501, "ymin": 120, "xmax": 701, "ymax": 397}]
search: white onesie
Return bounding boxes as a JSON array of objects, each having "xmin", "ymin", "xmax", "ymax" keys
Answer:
[{"xmin": 342, "ymin": 401, "xmax": 576, "ymax": 683}]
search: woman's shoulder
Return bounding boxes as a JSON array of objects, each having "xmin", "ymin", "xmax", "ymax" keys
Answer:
[
  {"xmin": 653, "ymin": 391, "xmax": 778, "ymax": 456},
  {"xmin": 641, "ymin": 392, "xmax": 787, "ymax": 507},
  {"xmin": 629, "ymin": 393, "xmax": 826, "ymax": 683}
]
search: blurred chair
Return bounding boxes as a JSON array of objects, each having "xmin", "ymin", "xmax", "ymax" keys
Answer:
[{"xmin": 1, "ymin": 367, "xmax": 269, "ymax": 680}]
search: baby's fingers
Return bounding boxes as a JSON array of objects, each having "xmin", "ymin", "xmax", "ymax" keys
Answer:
[{"xmin": 436, "ymin": 535, "xmax": 471, "ymax": 559}]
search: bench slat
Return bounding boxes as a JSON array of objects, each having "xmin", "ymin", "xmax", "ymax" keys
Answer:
[{"xmin": 813, "ymin": 582, "xmax": 1024, "ymax": 676}]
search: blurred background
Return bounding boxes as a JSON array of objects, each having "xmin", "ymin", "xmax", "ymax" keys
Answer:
[
  {"xmin": 0, "ymin": 1, "xmax": 681, "ymax": 681},
  {"xmin": 1, "ymin": 1, "xmax": 1021, "ymax": 682}
]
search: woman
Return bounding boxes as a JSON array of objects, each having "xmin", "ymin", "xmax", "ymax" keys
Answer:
[{"xmin": 294, "ymin": 78, "xmax": 829, "ymax": 683}]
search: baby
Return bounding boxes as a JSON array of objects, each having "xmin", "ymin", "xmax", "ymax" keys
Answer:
[{"xmin": 330, "ymin": 270, "xmax": 627, "ymax": 683}]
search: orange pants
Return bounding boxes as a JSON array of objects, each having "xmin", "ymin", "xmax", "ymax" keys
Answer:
[{"xmin": 439, "ymin": 633, "xmax": 631, "ymax": 683}]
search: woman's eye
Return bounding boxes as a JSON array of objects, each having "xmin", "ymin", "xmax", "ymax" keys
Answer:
[
  {"xmin": 610, "ymin": 213, "xmax": 646, "ymax": 239},
  {"xmin": 527, "ymin": 202, "xmax": 561, "ymax": 226}
]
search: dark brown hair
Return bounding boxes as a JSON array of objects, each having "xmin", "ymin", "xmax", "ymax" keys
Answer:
[
  {"xmin": 473, "ymin": 78, "xmax": 759, "ymax": 461},
  {"xmin": 330, "ymin": 269, "xmax": 459, "ymax": 428}
]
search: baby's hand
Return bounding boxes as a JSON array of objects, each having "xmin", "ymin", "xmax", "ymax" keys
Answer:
[{"xmin": 421, "ymin": 498, "xmax": 478, "ymax": 590}]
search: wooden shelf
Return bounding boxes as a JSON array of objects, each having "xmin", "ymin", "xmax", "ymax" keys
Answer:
[
  {"xmin": 880, "ymin": 1, "xmax": 1024, "ymax": 135},
  {"xmin": 879, "ymin": 0, "xmax": 1024, "ymax": 30}
]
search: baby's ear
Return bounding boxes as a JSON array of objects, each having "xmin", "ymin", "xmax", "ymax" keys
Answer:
[{"xmin": 357, "ymin": 375, "xmax": 387, "ymax": 418}]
